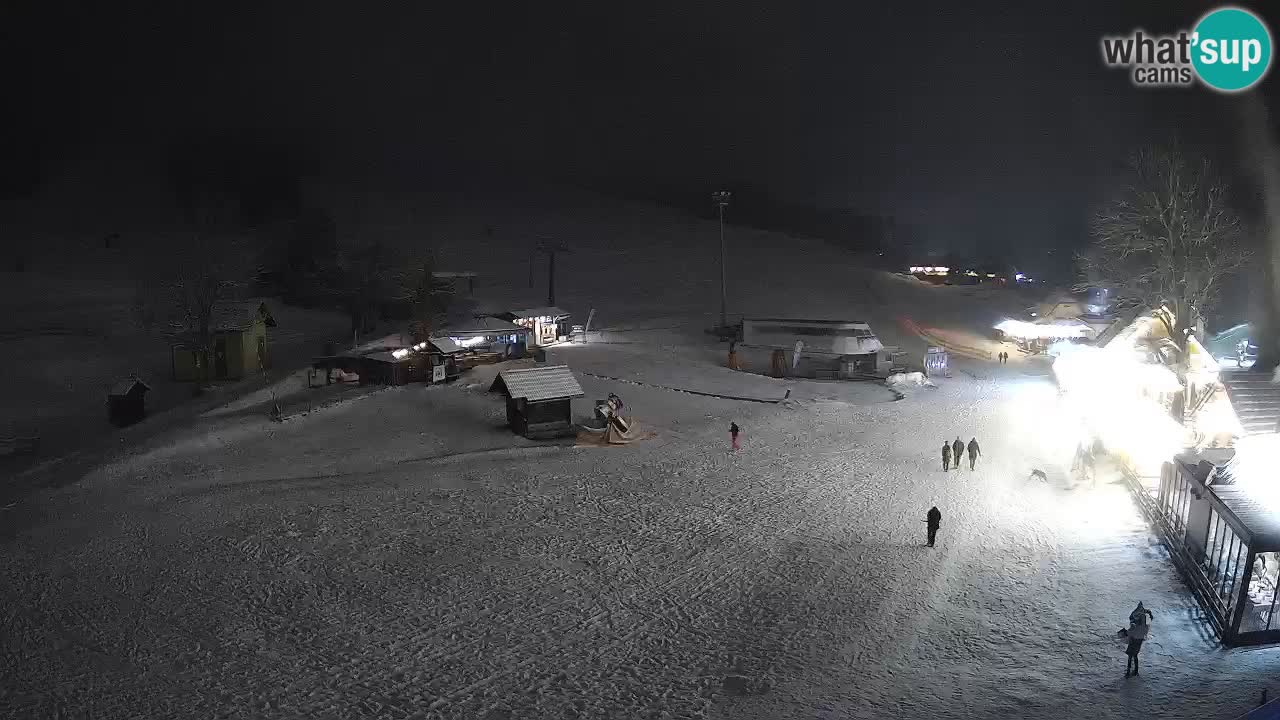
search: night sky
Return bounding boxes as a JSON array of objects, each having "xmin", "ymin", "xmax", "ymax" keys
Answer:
[{"xmin": 10, "ymin": 1, "xmax": 1280, "ymax": 271}]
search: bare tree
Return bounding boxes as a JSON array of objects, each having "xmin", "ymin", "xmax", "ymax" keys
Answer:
[
  {"xmin": 402, "ymin": 252, "xmax": 454, "ymax": 343},
  {"xmin": 1078, "ymin": 144, "xmax": 1252, "ymax": 354},
  {"xmin": 133, "ymin": 205, "xmax": 258, "ymax": 386}
]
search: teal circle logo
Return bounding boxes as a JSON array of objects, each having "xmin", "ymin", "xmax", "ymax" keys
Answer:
[{"xmin": 1192, "ymin": 7, "xmax": 1272, "ymax": 92}]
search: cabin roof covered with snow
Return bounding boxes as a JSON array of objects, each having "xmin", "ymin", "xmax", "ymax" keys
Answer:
[
  {"xmin": 345, "ymin": 332, "xmax": 413, "ymax": 357},
  {"xmin": 489, "ymin": 365, "xmax": 584, "ymax": 402},
  {"xmin": 362, "ymin": 351, "xmax": 407, "ymax": 364},
  {"xmin": 507, "ymin": 306, "xmax": 570, "ymax": 320},
  {"xmin": 211, "ymin": 301, "xmax": 277, "ymax": 332},
  {"xmin": 1176, "ymin": 450, "xmax": 1280, "ymax": 550},
  {"xmin": 108, "ymin": 376, "xmax": 151, "ymax": 396},
  {"xmin": 443, "ymin": 316, "xmax": 526, "ymax": 336},
  {"xmin": 429, "ymin": 336, "xmax": 463, "ymax": 354}
]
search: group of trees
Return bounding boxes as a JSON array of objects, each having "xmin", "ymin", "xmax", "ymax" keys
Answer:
[
  {"xmin": 132, "ymin": 131, "xmax": 457, "ymax": 384},
  {"xmin": 134, "ymin": 194, "xmax": 455, "ymax": 386}
]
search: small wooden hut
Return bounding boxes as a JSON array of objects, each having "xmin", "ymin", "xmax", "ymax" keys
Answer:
[
  {"xmin": 107, "ymin": 376, "xmax": 151, "ymax": 426},
  {"xmin": 489, "ymin": 365, "xmax": 584, "ymax": 439}
]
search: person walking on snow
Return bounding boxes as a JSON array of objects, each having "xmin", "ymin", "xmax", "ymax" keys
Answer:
[
  {"xmin": 952, "ymin": 438, "xmax": 964, "ymax": 470},
  {"xmin": 925, "ymin": 506, "xmax": 942, "ymax": 546},
  {"xmin": 942, "ymin": 441, "xmax": 952, "ymax": 471},
  {"xmin": 967, "ymin": 437, "xmax": 981, "ymax": 470},
  {"xmin": 1125, "ymin": 602, "xmax": 1152, "ymax": 677},
  {"xmin": 730, "ymin": 422, "xmax": 740, "ymax": 451}
]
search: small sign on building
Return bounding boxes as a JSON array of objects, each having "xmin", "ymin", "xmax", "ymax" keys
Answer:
[
  {"xmin": 432, "ymin": 364, "xmax": 446, "ymax": 383},
  {"xmin": 925, "ymin": 346, "xmax": 950, "ymax": 378}
]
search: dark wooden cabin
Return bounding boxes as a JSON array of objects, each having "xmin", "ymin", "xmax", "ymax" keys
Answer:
[
  {"xmin": 107, "ymin": 376, "xmax": 151, "ymax": 426},
  {"xmin": 489, "ymin": 365, "xmax": 584, "ymax": 439}
]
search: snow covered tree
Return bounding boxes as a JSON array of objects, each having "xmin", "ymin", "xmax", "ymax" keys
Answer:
[{"xmin": 1078, "ymin": 144, "xmax": 1251, "ymax": 355}]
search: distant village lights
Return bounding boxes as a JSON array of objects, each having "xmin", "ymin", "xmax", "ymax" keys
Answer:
[{"xmin": 908, "ymin": 266, "xmax": 950, "ymax": 276}]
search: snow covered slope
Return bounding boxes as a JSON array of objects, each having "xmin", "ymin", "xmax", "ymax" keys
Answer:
[{"xmin": 1, "ymin": 355, "xmax": 1273, "ymax": 719}]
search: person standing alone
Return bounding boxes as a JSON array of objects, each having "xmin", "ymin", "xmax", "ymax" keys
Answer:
[
  {"xmin": 967, "ymin": 437, "xmax": 981, "ymax": 470},
  {"xmin": 952, "ymin": 438, "xmax": 964, "ymax": 471},
  {"xmin": 730, "ymin": 422, "xmax": 740, "ymax": 451},
  {"xmin": 942, "ymin": 441, "xmax": 952, "ymax": 472},
  {"xmin": 926, "ymin": 506, "xmax": 942, "ymax": 546}
]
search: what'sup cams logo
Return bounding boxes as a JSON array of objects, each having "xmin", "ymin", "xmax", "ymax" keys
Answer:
[{"xmin": 1102, "ymin": 6, "xmax": 1272, "ymax": 92}]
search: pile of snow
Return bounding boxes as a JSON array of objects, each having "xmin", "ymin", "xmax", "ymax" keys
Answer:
[{"xmin": 886, "ymin": 371, "xmax": 932, "ymax": 387}]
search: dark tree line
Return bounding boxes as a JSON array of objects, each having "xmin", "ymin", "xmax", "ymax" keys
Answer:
[{"xmin": 132, "ymin": 133, "xmax": 456, "ymax": 369}]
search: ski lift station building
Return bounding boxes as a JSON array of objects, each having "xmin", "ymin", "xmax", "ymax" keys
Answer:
[{"xmin": 737, "ymin": 318, "xmax": 894, "ymax": 379}]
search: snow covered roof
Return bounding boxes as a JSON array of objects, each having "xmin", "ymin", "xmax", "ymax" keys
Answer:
[
  {"xmin": 363, "ymin": 351, "xmax": 406, "ymax": 364},
  {"xmin": 507, "ymin": 306, "xmax": 570, "ymax": 320},
  {"xmin": 1208, "ymin": 481, "xmax": 1280, "ymax": 549},
  {"xmin": 211, "ymin": 301, "xmax": 276, "ymax": 332},
  {"xmin": 1177, "ymin": 446, "xmax": 1280, "ymax": 549},
  {"xmin": 442, "ymin": 316, "xmax": 526, "ymax": 336},
  {"xmin": 490, "ymin": 365, "xmax": 584, "ymax": 402},
  {"xmin": 108, "ymin": 376, "xmax": 150, "ymax": 396},
  {"xmin": 345, "ymin": 332, "xmax": 413, "ymax": 357},
  {"xmin": 429, "ymin": 336, "xmax": 463, "ymax": 354}
]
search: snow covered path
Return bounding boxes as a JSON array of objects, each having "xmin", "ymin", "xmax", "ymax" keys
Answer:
[{"xmin": 1, "ymin": 364, "xmax": 1276, "ymax": 719}]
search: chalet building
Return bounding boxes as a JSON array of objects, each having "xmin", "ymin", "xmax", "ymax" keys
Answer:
[{"xmin": 172, "ymin": 301, "xmax": 277, "ymax": 382}]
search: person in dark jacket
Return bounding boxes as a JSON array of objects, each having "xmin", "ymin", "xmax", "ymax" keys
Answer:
[
  {"xmin": 967, "ymin": 438, "xmax": 981, "ymax": 470},
  {"xmin": 1124, "ymin": 602, "xmax": 1152, "ymax": 677},
  {"xmin": 942, "ymin": 442, "xmax": 952, "ymax": 471},
  {"xmin": 926, "ymin": 506, "xmax": 942, "ymax": 546},
  {"xmin": 730, "ymin": 422, "xmax": 740, "ymax": 450},
  {"xmin": 952, "ymin": 438, "xmax": 964, "ymax": 470}
]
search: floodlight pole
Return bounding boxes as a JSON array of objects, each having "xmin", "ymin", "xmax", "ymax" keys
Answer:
[
  {"xmin": 534, "ymin": 238, "xmax": 570, "ymax": 307},
  {"xmin": 548, "ymin": 248, "xmax": 557, "ymax": 306},
  {"xmin": 714, "ymin": 190, "xmax": 732, "ymax": 329}
]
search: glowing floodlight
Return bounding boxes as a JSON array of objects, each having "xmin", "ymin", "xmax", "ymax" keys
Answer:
[{"xmin": 996, "ymin": 319, "xmax": 1091, "ymax": 340}]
